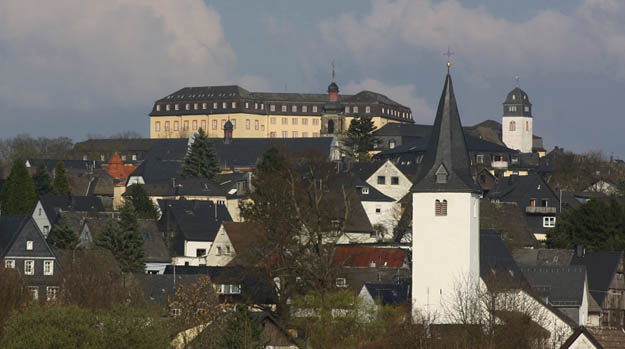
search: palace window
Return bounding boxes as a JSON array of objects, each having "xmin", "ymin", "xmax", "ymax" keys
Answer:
[
  {"xmin": 312, "ymin": 119, "xmax": 319, "ymax": 125},
  {"xmin": 281, "ymin": 105, "xmax": 287, "ymax": 112},
  {"xmin": 543, "ymin": 217, "xmax": 556, "ymax": 228},
  {"xmin": 246, "ymin": 119, "xmax": 250, "ymax": 129},
  {"xmin": 292, "ymin": 105, "xmax": 297, "ymax": 113},
  {"xmin": 270, "ymin": 132, "xmax": 276, "ymax": 138},
  {"xmin": 282, "ymin": 131, "xmax": 288, "ymax": 138},
  {"xmin": 382, "ymin": 108, "xmax": 385, "ymax": 114},
  {"xmin": 231, "ymin": 119, "xmax": 236, "ymax": 129},
  {"xmin": 261, "ymin": 103, "xmax": 265, "ymax": 110},
  {"xmin": 232, "ymin": 102, "xmax": 237, "ymax": 108},
  {"xmin": 245, "ymin": 102, "xmax": 249, "ymax": 109},
  {"xmin": 391, "ymin": 176, "xmax": 399, "ymax": 185},
  {"xmin": 201, "ymin": 120, "xmax": 206, "ymax": 130},
  {"xmin": 282, "ymin": 118, "xmax": 288, "ymax": 125},
  {"xmin": 302, "ymin": 105, "xmax": 308, "ymax": 113},
  {"xmin": 313, "ymin": 132, "xmax": 319, "ymax": 137},
  {"xmin": 435, "ymin": 200, "xmax": 448, "ymax": 216},
  {"xmin": 185, "ymin": 104, "xmax": 190, "ymax": 111},
  {"xmin": 202, "ymin": 103, "xmax": 207, "ymax": 109},
  {"xmin": 213, "ymin": 102, "xmax": 218, "ymax": 109},
  {"xmin": 292, "ymin": 131, "xmax": 298, "ymax": 137},
  {"xmin": 194, "ymin": 103, "xmax": 198, "ymax": 110},
  {"xmin": 292, "ymin": 118, "xmax": 298, "ymax": 125},
  {"xmin": 524, "ymin": 106, "xmax": 529, "ymax": 112},
  {"xmin": 183, "ymin": 121, "xmax": 189, "ymax": 130},
  {"xmin": 156, "ymin": 105, "xmax": 161, "ymax": 111},
  {"xmin": 192, "ymin": 120, "xmax": 197, "ymax": 130},
  {"xmin": 155, "ymin": 121, "xmax": 161, "ymax": 132},
  {"xmin": 254, "ymin": 103, "xmax": 258, "ymax": 110},
  {"xmin": 212, "ymin": 120, "xmax": 217, "ymax": 129},
  {"xmin": 312, "ymin": 105, "xmax": 318, "ymax": 113},
  {"xmin": 174, "ymin": 121, "xmax": 179, "ymax": 131},
  {"xmin": 221, "ymin": 119, "xmax": 226, "ymax": 128},
  {"xmin": 353, "ymin": 106, "xmax": 359, "ymax": 113},
  {"xmin": 377, "ymin": 176, "xmax": 385, "ymax": 185},
  {"xmin": 255, "ymin": 120, "xmax": 259, "ymax": 130},
  {"xmin": 175, "ymin": 104, "xmax": 179, "ymax": 111},
  {"xmin": 302, "ymin": 132, "xmax": 308, "ymax": 137},
  {"xmin": 165, "ymin": 121, "xmax": 170, "ymax": 130},
  {"xmin": 271, "ymin": 117, "xmax": 276, "ymax": 124},
  {"xmin": 345, "ymin": 106, "xmax": 350, "ymax": 113},
  {"xmin": 166, "ymin": 104, "xmax": 171, "ymax": 111},
  {"xmin": 302, "ymin": 118, "xmax": 308, "ymax": 125},
  {"xmin": 270, "ymin": 105, "xmax": 276, "ymax": 112},
  {"xmin": 222, "ymin": 102, "xmax": 227, "ymax": 109},
  {"xmin": 366, "ymin": 106, "xmax": 371, "ymax": 113}
]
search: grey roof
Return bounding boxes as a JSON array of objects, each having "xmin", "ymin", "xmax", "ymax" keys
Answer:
[
  {"xmin": 411, "ymin": 73, "xmax": 480, "ymax": 193},
  {"xmin": 571, "ymin": 251, "xmax": 624, "ymax": 307},
  {"xmin": 0, "ymin": 215, "xmax": 30, "ymax": 256},
  {"xmin": 512, "ymin": 249, "xmax": 575, "ymax": 268},
  {"xmin": 486, "ymin": 173, "xmax": 558, "ymax": 205},
  {"xmin": 158, "ymin": 200, "xmax": 232, "ymax": 243},
  {"xmin": 362, "ymin": 282, "xmax": 410, "ymax": 306},
  {"xmin": 140, "ymin": 220, "xmax": 170, "ymax": 263},
  {"xmin": 519, "ymin": 266, "xmax": 586, "ymax": 307},
  {"xmin": 503, "ymin": 87, "xmax": 532, "ymax": 118},
  {"xmin": 27, "ymin": 159, "xmax": 101, "ymax": 173},
  {"xmin": 135, "ymin": 273, "xmax": 204, "ymax": 307},
  {"xmin": 39, "ymin": 194, "xmax": 105, "ymax": 225},
  {"xmin": 480, "ymin": 230, "xmax": 526, "ymax": 289}
]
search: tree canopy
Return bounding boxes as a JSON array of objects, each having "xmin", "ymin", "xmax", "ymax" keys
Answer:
[
  {"xmin": 96, "ymin": 201, "xmax": 144, "ymax": 273},
  {"xmin": 124, "ymin": 184, "xmax": 159, "ymax": 219},
  {"xmin": 547, "ymin": 198, "xmax": 625, "ymax": 251},
  {"xmin": 343, "ymin": 116, "xmax": 380, "ymax": 161},
  {"xmin": 47, "ymin": 216, "xmax": 79, "ymax": 250},
  {"xmin": 32, "ymin": 164, "xmax": 54, "ymax": 196},
  {"xmin": 0, "ymin": 158, "xmax": 37, "ymax": 215},
  {"xmin": 182, "ymin": 128, "xmax": 219, "ymax": 179},
  {"xmin": 52, "ymin": 161, "xmax": 71, "ymax": 195}
]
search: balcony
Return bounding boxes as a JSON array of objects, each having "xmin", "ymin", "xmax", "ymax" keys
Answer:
[
  {"xmin": 491, "ymin": 160, "xmax": 508, "ymax": 169},
  {"xmin": 526, "ymin": 206, "xmax": 557, "ymax": 214}
]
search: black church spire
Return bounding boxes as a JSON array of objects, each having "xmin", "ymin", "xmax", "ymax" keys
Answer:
[{"xmin": 411, "ymin": 73, "xmax": 480, "ymax": 193}]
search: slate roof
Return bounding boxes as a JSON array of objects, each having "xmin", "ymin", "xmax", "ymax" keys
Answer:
[
  {"xmin": 0, "ymin": 215, "xmax": 30, "ymax": 256},
  {"xmin": 571, "ymin": 251, "xmax": 624, "ymax": 307},
  {"xmin": 411, "ymin": 73, "xmax": 481, "ymax": 193},
  {"xmin": 333, "ymin": 246, "xmax": 406, "ymax": 268},
  {"xmin": 519, "ymin": 266, "xmax": 586, "ymax": 306},
  {"xmin": 26, "ymin": 159, "xmax": 101, "ymax": 172},
  {"xmin": 222, "ymin": 221, "xmax": 266, "ymax": 264},
  {"xmin": 362, "ymin": 282, "xmax": 411, "ymax": 306},
  {"xmin": 135, "ymin": 273, "xmax": 205, "ymax": 307},
  {"xmin": 140, "ymin": 219, "xmax": 170, "ymax": 263},
  {"xmin": 479, "ymin": 200, "xmax": 538, "ymax": 249},
  {"xmin": 486, "ymin": 172, "xmax": 558, "ymax": 208},
  {"xmin": 479, "ymin": 230, "xmax": 526, "ymax": 289},
  {"xmin": 158, "ymin": 200, "xmax": 232, "ymax": 243},
  {"xmin": 376, "ymin": 133, "xmax": 515, "ymax": 158},
  {"xmin": 39, "ymin": 194, "xmax": 105, "ymax": 225},
  {"xmin": 512, "ymin": 249, "xmax": 575, "ymax": 268}
]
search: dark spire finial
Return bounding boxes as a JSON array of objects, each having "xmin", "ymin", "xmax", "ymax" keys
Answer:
[
  {"xmin": 331, "ymin": 60, "xmax": 336, "ymax": 82},
  {"xmin": 443, "ymin": 46, "xmax": 454, "ymax": 73}
]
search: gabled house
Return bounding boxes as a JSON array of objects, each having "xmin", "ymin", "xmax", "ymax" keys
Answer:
[
  {"xmin": 206, "ymin": 221, "xmax": 265, "ymax": 267},
  {"xmin": 32, "ymin": 194, "xmax": 105, "ymax": 238},
  {"xmin": 0, "ymin": 215, "xmax": 61, "ymax": 301},
  {"xmin": 359, "ymin": 282, "xmax": 411, "ymax": 307},
  {"xmin": 561, "ymin": 326, "xmax": 625, "ymax": 349},
  {"xmin": 140, "ymin": 219, "xmax": 170, "ymax": 274},
  {"xmin": 158, "ymin": 200, "xmax": 232, "ymax": 266}
]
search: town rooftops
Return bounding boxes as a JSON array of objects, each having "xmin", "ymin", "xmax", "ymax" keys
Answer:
[
  {"xmin": 158, "ymin": 199, "xmax": 232, "ymax": 243},
  {"xmin": 0, "ymin": 215, "xmax": 31, "ymax": 256},
  {"xmin": 333, "ymin": 246, "xmax": 407, "ymax": 268},
  {"xmin": 519, "ymin": 266, "xmax": 587, "ymax": 307},
  {"xmin": 39, "ymin": 194, "xmax": 105, "ymax": 224},
  {"xmin": 571, "ymin": 251, "xmax": 624, "ymax": 307}
]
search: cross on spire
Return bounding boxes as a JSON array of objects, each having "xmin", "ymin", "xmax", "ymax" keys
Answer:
[
  {"xmin": 331, "ymin": 60, "xmax": 336, "ymax": 82},
  {"xmin": 443, "ymin": 46, "xmax": 454, "ymax": 72}
]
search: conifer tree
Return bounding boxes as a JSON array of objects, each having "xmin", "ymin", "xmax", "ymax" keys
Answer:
[
  {"xmin": 0, "ymin": 158, "xmax": 37, "ymax": 215},
  {"xmin": 47, "ymin": 216, "xmax": 79, "ymax": 249},
  {"xmin": 97, "ymin": 201, "xmax": 144, "ymax": 273},
  {"xmin": 343, "ymin": 116, "xmax": 380, "ymax": 161},
  {"xmin": 124, "ymin": 184, "xmax": 159, "ymax": 219},
  {"xmin": 52, "ymin": 161, "xmax": 71, "ymax": 195},
  {"xmin": 32, "ymin": 164, "xmax": 54, "ymax": 196},
  {"xmin": 182, "ymin": 128, "xmax": 219, "ymax": 179},
  {"xmin": 220, "ymin": 306, "xmax": 266, "ymax": 349}
]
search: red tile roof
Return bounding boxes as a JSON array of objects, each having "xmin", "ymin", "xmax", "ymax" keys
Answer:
[
  {"xmin": 102, "ymin": 152, "xmax": 138, "ymax": 179},
  {"xmin": 333, "ymin": 246, "xmax": 406, "ymax": 268}
]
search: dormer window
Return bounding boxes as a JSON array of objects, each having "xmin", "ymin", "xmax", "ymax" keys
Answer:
[
  {"xmin": 26, "ymin": 241, "xmax": 33, "ymax": 250},
  {"xmin": 156, "ymin": 105, "xmax": 161, "ymax": 111},
  {"xmin": 512, "ymin": 95, "xmax": 516, "ymax": 100},
  {"xmin": 435, "ymin": 164, "xmax": 448, "ymax": 184},
  {"xmin": 361, "ymin": 187, "xmax": 369, "ymax": 195}
]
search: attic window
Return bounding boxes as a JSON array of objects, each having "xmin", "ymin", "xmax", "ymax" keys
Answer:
[
  {"xmin": 26, "ymin": 241, "xmax": 33, "ymax": 250},
  {"xmin": 435, "ymin": 164, "xmax": 449, "ymax": 184},
  {"xmin": 361, "ymin": 187, "xmax": 369, "ymax": 195},
  {"xmin": 336, "ymin": 277, "xmax": 347, "ymax": 288}
]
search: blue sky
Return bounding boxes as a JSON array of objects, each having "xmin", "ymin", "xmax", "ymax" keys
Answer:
[{"xmin": 0, "ymin": 0, "xmax": 623, "ymax": 158}]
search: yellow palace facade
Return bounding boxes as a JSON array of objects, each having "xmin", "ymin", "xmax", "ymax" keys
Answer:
[{"xmin": 149, "ymin": 82, "xmax": 413, "ymax": 139}]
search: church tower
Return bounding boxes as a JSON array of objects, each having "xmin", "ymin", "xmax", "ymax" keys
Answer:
[
  {"xmin": 502, "ymin": 86, "xmax": 533, "ymax": 153},
  {"xmin": 411, "ymin": 70, "xmax": 482, "ymax": 323}
]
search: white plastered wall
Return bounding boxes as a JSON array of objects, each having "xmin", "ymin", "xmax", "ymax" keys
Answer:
[{"xmin": 502, "ymin": 116, "xmax": 533, "ymax": 153}]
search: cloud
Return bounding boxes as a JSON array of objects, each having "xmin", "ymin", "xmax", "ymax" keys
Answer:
[
  {"xmin": 0, "ymin": 0, "xmax": 254, "ymax": 112},
  {"xmin": 319, "ymin": 0, "xmax": 625, "ymax": 78},
  {"xmin": 342, "ymin": 78, "xmax": 435, "ymax": 122}
]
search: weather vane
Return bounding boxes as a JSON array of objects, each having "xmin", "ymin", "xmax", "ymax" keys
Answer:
[
  {"xmin": 515, "ymin": 74, "xmax": 521, "ymax": 87},
  {"xmin": 331, "ymin": 60, "xmax": 336, "ymax": 82},
  {"xmin": 443, "ymin": 46, "xmax": 454, "ymax": 72}
]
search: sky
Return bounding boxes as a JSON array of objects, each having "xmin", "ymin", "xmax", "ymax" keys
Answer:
[{"xmin": 1, "ymin": 0, "xmax": 624, "ymax": 158}]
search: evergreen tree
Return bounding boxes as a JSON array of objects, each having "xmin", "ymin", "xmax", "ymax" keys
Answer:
[
  {"xmin": 343, "ymin": 116, "xmax": 380, "ymax": 161},
  {"xmin": 220, "ymin": 306, "xmax": 266, "ymax": 349},
  {"xmin": 97, "ymin": 201, "xmax": 144, "ymax": 273},
  {"xmin": 53, "ymin": 161, "xmax": 71, "ymax": 195},
  {"xmin": 182, "ymin": 128, "xmax": 219, "ymax": 179},
  {"xmin": 124, "ymin": 184, "xmax": 158, "ymax": 219},
  {"xmin": 0, "ymin": 158, "xmax": 37, "ymax": 215},
  {"xmin": 47, "ymin": 216, "xmax": 79, "ymax": 249},
  {"xmin": 32, "ymin": 164, "xmax": 54, "ymax": 196}
]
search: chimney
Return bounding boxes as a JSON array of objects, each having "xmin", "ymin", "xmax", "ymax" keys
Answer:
[{"xmin": 576, "ymin": 245, "xmax": 585, "ymax": 258}]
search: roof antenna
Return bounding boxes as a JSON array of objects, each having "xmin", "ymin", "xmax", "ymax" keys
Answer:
[{"xmin": 443, "ymin": 46, "xmax": 454, "ymax": 73}]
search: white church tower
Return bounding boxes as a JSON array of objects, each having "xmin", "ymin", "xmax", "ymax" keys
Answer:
[
  {"xmin": 502, "ymin": 86, "xmax": 533, "ymax": 153},
  {"xmin": 411, "ymin": 68, "xmax": 482, "ymax": 323}
]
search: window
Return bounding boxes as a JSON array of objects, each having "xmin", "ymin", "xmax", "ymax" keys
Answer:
[
  {"xmin": 524, "ymin": 106, "xmax": 529, "ymax": 112},
  {"xmin": 292, "ymin": 118, "xmax": 298, "ymax": 125},
  {"xmin": 225, "ymin": 246, "xmax": 231, "ymax": 255},
  {"xmin": 435, "ymin": 200, "xmax": 448, "ymax": 216},
  {"xmin": 476, "ymin": 154, "xmax": 484, "ymax": 164},
  {"xmin": 29, "ymin": 286, "xmax": 38, "ymax": 300},
  {"xmin": 512, "ymin": 95, "xmax": 516, "ymax": 100},
  {"xmin": 132, "ymin": 154, "xmax": 137, "ymax": 161},
  {"xmin": 529, "ymin": 199, "xmax": 536, "ymax": 207},
  {"xmin": 175, "ymin": 104, "xmax": 179, "ymax": 111},
  {"xmin": 192, "ymin": 120, "xmax": 197, "ymax": 130},
  {"xmin": 213, "ymin": 102, "xmax": 218, "ymax": 109},
  {"xmin": 185, "ymin": 103, "xmax": 190, "ymax": 111},
  {"xmin": 511, "ymin": 156, "xmax": 519, "ymax": 164},
  {"xmin": 212, "ymin": 120, "xmax": 217, "ymax": 129},
  {"xmin": 222, "ymin": 102, "xmax": 227, "ymax": 109},
  {"xmin": 270, "ymin": 104, "xmax": 276, "ymax": 112},
  {"xmin": 292, "ymin": 105, "xmax": 297, "ymax": 113},
  {"xmin": 261, "ymin": 103, "xmax": 264, "ymax": 110},
  {"xmin": 509, "ymin": 106, "xmax": 517, "ymax": 112},
  {"xmin": 353, "ymin": 106, "xmax": 358, "ymax": 113},
  {"xmin": 166, "ymin": 104, "xmax": 171, "ymax": 111},
  {"xmin": 221, "ymin": 119, "xmax": 226, "ymax": 128},
  {"xmin": 313, "ymin": 132, "xmax": 319, "ymax": 137},
  {"xmin": 282, "ymin": 118, "xmax": 288, "ymax": 125},
  {"xmin": 375, "ymin": 207, "xmax": 381, "ymax": 214},
  {"xmin": 345, "ymin": 106, "xmax": 350, "ymax": 113},
  {"xmin": 44, "ymin": 260, "xmax": 54, "ymax": 275},
  {"xmin": 271, "ymin": 117, "xmax": 276, "ymax": 124},
  {"xmin": 171, "ymin": 308, "xmax": 182, "ymax": 317},
  {"xmin": 121, "ymin": 154, "xmax": 126, "ymax": 161},
  {"xmin": 526, "ymin": 121, "xmax": 529, "ymax": 131},
  {"xmin": 302, "ymin": 132, "xmax": 308, "ymax": 137},
  {"xmin": 382, "ymin": 107, "xmax": 385, "ymax": 114},
  {"xmin": 165, "ymin": 121, "xmax": 170, "ymax": 130},
  {"xmin": 282, "ymin": 131, "xmax": 288, "ymax": 138},
  {"xmin": 156, "ymin": 105, "xmax": 161, "ymax": 111},
  {"xmin": 361, "ymin": 187, "xmax": 369, "ymax": 195},
  {"xmin": 312, "ymin": 105, "xmax": 318, "ymax": 113},
  {"xmin": 292, "ymin": 131, "xmax": 298, "ymax": 138},
  {"xmin": 201, "ymin": 120, "xmax": 206, "ymax": 130},
  {"xmin": 302, "ymin": 118, "xmax": 308, "ymax": 125},
  {"xmin": 232, "ymin": 102, "xmax": 237, "ymax": 108},
  {"xmin": 336, "ymin": 277, "xmax": 347, "ymax": 288},
  {"xmin": 46, "ymin": 287, "xmax": 59, "ymax": 301},
  {"xmin": 174, "ymin": 121, "xmax": 179, "ymax": 131},
  {"xmin": 202, "ymin": 102, "xmax": 207, "ymax": 109},
  {"xmin": 217, "ymin": 247, "xmax": 222, "ymax": 256},
  {"xmin": 243, "ymin": 119, "xmax": 249, "ymax": 129},
  {"xmin": 389, "ymin": 140, "xmax": 396, "ymax": 149},
  {"xmin": 302, "ymin": 105, "xmax": 308, "ymax": 113},
  {"xmin": 26, "ymin": 241, "xmax": 33, "ymax": 250},
  {"xmin": 509, "ymin": 121, "xmax": 516, "ymax": 131},
  {"xmin": 245, "ymin": 102, "xmax": 249, "ymax": 108},
  {"xmin": 436, "ymin": 165, "xmax": 448, "ymax": 184},
  {"xmin": 391, "ymin": 176, "xmax": 399, "ymax": 185},
  {"xmin": 196, "ymin": 249, "xmax": 206, "ymax": 257},
  {"xmin": 24, "ymin": 260, "xmax": 34, "ymax": 275},
  {"xmin": 543, "ymin": 217, "xmax": 556, "ymax": 228},
  {"xmin": 155, "ymin": 121, "xmax": 161, "ymax": 131},
  {"xmin": 5, "ymin": 260, "xmax": 15, "ymax": 269},
  {"xmin": 254, "ymin": 120, "xmax": 259, "ymax": 130},
  {"xmin": 270, "ymin": 132, "xmax": 276, "ymax": 138},
  {"xmin": 231, "ymin": 119, "xmax": 236, "ymax": 129},
  {"xmin": 183, "ymin": 120, "xmax": 189, "ymax": 130},
  {"xmin": 377, "ymin": 176, "xmax": 385, "ymax": 185},
  {"xmin": 193, "ymin": 103, "xmax": 198, "ymax": 110},
  {"xmin": 312, "ymin": 119, "xmax": 319, "ymax": 125},
  {"xmin": 541, "ymin": 199, "xmax": 548, "ymax": 207},
  {"xmin": 281, "ymin": 105, "xmax": 287, "ymax": 112},
  {"xmin": 254, "ymin": 103, "xmax": 258, "ymax": 110},
  {"xmin": 365, "ymin": 106, "xmax": 371, "ymax": 113},
  {"xmin": 100, "ymin": 154, "xmax": 105, "ymax": 161}
]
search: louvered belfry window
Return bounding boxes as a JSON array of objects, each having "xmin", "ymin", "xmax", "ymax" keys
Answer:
[{"xmin": 435, "ymin": 200, "xmax": 448, "ymax": 216}]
